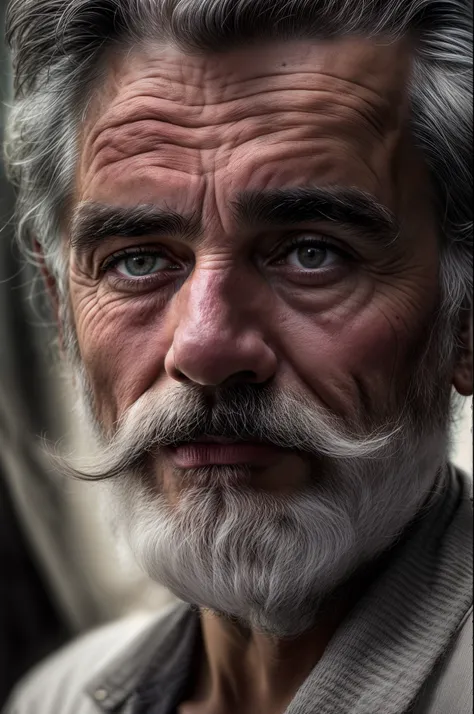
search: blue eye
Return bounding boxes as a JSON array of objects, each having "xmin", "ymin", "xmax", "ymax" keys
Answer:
[
  {"xmin": 116, "ymin": 253, "xmax": 169, "ymax": 278},
  {"xmin": 101, "ymin": 249, "xmax": 177, "ymax": 279}
]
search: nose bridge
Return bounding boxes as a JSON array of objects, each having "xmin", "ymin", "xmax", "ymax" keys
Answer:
[
  {"xmin": 180, "ymin": 264, "xmax": 235, "ymax": 341},
  {"xmin": 165, "ymin": 264, "xmax": 276, "ymax": 386}
]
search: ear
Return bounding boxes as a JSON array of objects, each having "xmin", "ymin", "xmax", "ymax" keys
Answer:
[
  {"xmin": 452, "ymin": 305, "xmax": 473, "ymax": 396},
  {"xmin": 34, "ymin": 239, "xmax": 65, "ymax": 353}
]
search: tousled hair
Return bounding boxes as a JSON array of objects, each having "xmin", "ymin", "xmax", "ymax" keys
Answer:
[{"xmin": 3, "ymin": 0, "xmax": 472, "ymax": 323}]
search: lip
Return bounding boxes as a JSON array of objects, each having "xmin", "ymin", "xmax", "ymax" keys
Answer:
[{"xmin": 165, "ymin": 441, "xmax": 283, "ymax": 468}]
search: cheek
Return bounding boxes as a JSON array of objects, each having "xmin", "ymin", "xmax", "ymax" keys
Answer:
[
  {"xmin": 72, "ymin": 287, "xmax": 171, "ymax": 425},
  {"xmin": 279, "ymin": 297, "xmax": 424, "ymax": 420}
]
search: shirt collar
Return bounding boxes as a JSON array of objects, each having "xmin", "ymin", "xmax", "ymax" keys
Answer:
[{"xmin": 85, "ymin": 601, "xmax": 197, "ymax": 713}]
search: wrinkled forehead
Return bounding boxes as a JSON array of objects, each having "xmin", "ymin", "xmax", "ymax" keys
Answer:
[
  {"xmin": 83, "ymin": 36, "xmax": 413, "ymax": 140},
  {"xmin": 76, "ymin": 35, "xmax": 428, "ymax": 226}
]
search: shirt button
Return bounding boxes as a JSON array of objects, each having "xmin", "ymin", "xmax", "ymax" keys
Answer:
[{"xmin": 94, "ymin": 688, "xmax": 108, "ymax": 702}]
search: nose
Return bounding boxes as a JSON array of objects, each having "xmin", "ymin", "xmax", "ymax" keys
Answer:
[{"xmin": 164, "ymin": 267, "xmax": 277, "ymax": 387}]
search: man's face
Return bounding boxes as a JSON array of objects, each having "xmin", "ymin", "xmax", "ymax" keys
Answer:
[
  {"xmin": 63, "ymin": 37, "xmax": 455, "ymax": 634},
  {"xmin": 72, "ymin": 36, "xmax": 439, "ymax": 462}
]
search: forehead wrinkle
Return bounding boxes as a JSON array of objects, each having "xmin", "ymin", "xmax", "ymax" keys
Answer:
[
  {"xmin": 117, "ymin": 35, "xmax": 411, "ymax": 99},
  {"xmin": 77, "ymin": 38, "xmax": 414, "ymax": 221},
  {"xmin": 81, "ymin": 37, "xmax": 412, "ymax": 152},
  {"xmin": 82, "ymin": 89, "xmax": 398, "ymax": 182},
  {"xmin": 87, "ymin": 74, "xmax": 398, "ymax": 139}
]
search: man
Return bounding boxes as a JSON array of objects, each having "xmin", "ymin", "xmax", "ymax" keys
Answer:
[{"xmin": 2, "ymin": 0, "xmax": 472, "ymax": 712}]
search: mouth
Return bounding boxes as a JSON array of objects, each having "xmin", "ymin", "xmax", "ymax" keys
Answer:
[{"xmin": 164, "ymin": 436, "xmax": 284, "ymax": 468}]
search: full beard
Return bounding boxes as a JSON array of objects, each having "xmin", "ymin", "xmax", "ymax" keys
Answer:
[
  {"xmin": 100, "ymin": 424, "xmax": 447, "ymax": 638},
  {"xmin": 59, "ymin": 300, "xmax": 456, "ymax": 638}
]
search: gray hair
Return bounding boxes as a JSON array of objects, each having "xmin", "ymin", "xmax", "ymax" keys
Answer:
[{"xmin": 3, "ymin": 0, "xmax": 472, "ymax": 324}]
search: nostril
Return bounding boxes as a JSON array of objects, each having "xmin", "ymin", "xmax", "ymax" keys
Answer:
[
  {"xmin": 174, "ymin": 368, "xmax": 189, "ymax": 382},
  {"xmin": 167, "ymin": 359, "xmax": 189, "ymax": 382}
]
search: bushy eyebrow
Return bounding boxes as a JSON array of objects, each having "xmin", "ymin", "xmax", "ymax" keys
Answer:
[
  {"xmin": 70, "ymin": 203, "xmax": 200, "ymax": 255},
  {"xmin": 70, "ymin": 186, "xmax": 398, "ymax": 255},
  {"xmin": 233, "ymin": 186, "xmax": 399, "ymax": 243}
]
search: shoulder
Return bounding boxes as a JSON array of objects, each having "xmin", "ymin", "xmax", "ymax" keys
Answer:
[{"xmin": 3, "ymin": 601, "xmax": 185, "ymax": 714}]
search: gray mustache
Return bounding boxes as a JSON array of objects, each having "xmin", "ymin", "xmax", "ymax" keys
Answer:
[
  {"xmin": 140, "ymin": 384, "xmax": 297, "ymax": 447},
  {"xmin": 55, "ymin": 383, "xmax": 399, "ymax": 481}
]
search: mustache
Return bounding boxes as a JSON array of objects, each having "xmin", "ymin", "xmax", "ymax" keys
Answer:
[{"xmin": 53, "ymin": 382, "xmax": 401, "ymax": 481}]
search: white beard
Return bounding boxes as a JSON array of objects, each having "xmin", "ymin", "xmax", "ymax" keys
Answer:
[{"xmin": 101, "ymin": 426, "xmax": 446, "ymax": 638}]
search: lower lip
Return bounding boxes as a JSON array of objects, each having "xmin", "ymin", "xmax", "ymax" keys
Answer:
[{"xmin": 166, "ymin": 442, "xmax": 282, "ymax": 468}]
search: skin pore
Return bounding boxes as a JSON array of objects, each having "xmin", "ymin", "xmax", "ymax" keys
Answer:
[{"xmin": 62, "ymin": 36, "xmax": 471, "ymax": 714}]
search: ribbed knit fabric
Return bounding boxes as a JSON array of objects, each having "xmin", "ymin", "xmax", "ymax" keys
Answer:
[{"xmin": 286, "ymin": 467, "xmax": 473, "ymax": 714}]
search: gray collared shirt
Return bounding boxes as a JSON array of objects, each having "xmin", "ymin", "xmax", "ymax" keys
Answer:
[
  {"xmin": 131, "ymin": 607, "xmax": 200, "ymax": 714},
  {"xmin": 85, "ymin": 603, "xmax": 199, "ymax": 714}
]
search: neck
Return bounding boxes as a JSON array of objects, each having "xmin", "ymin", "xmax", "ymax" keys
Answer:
[{"xmin": 181, "ymin": 573, "xmax": 370, "ymax": 714}]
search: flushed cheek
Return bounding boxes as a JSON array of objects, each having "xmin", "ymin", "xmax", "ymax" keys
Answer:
[{"xmin": 72, "ymin": 290, "xmax": 171, "ymax": 427}]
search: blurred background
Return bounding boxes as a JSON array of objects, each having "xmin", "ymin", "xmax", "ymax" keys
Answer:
[{"xmin": 0, "ymin": 1, "xmax": 472, "ymax": 707}]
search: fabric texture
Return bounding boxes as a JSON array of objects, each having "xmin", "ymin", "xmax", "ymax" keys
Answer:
[
  {"xmin": 413, "ymin": 606, "xmax": 473, "ymax": 714},
  {"xmin": 3, "ymin": 467, "xmax": 472, "ymax": 714}
]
